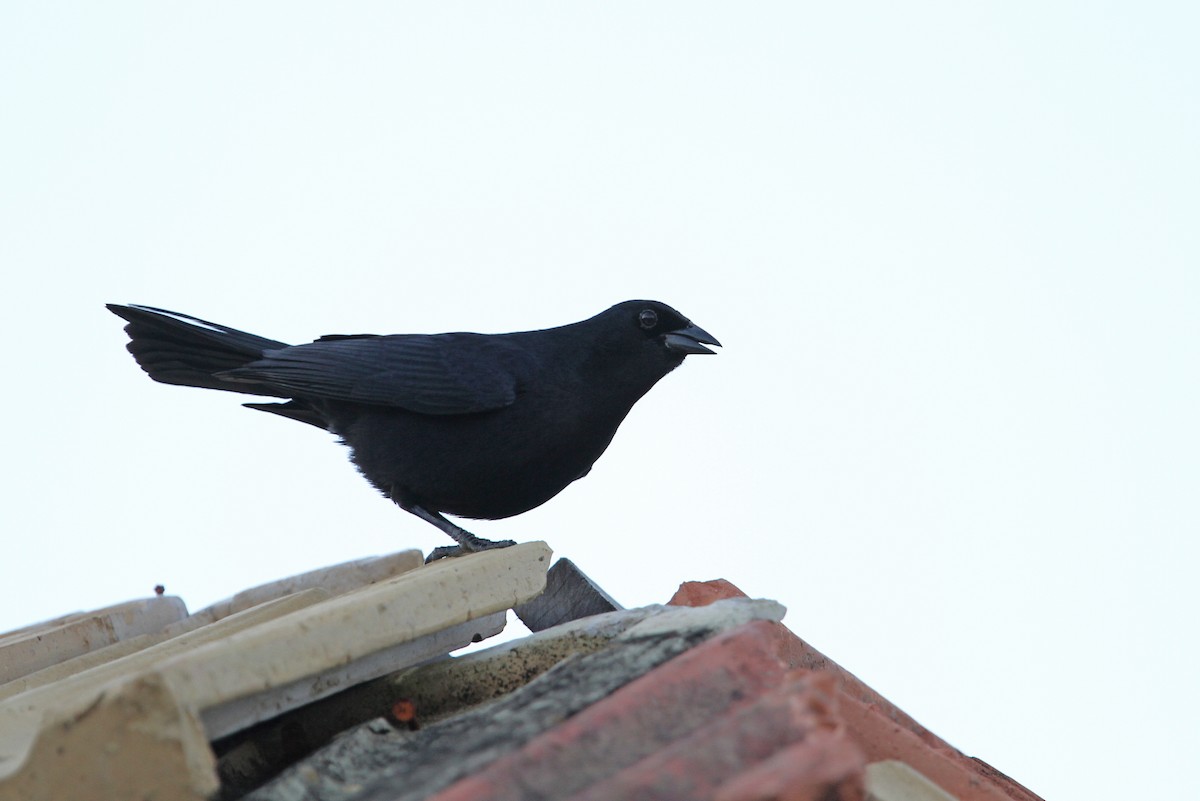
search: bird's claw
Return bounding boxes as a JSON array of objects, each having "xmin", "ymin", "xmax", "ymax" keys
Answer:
[
  {"xmin": 425, "ymin": 545, "xmax": 463, "ymax": 562},
  {"xmin": 425, "ymin": 538, "xmax": 517, "ymax": 563}
]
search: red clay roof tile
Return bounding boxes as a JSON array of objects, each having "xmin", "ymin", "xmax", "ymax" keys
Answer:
[
  {"xmin": 426, "ymin": 620, "xmax": 793, "ymax": 801},
  {"xmin": 565, "ymin": 670, "xmax": 864, "ymax": 801},
  {"xmin": 0, "ymin": 555, "xmax": 1043, "ymax": 801},
  {"xmin": 714, "ymin": 731, "xmax": 868, "ymax": 801},
  {"xmin": 667, "ymin": 578, "xmax": 748, "ymax": 607}
]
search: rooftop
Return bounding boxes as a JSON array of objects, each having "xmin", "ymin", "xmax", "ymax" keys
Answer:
[{"xmin": 0, "ymin": 543, "xmax": 1041, "ymax": 801}]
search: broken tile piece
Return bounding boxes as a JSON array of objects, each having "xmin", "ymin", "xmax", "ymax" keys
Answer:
[
  {"xmin": 0, "ymin": 672, "xmax": 217, "ymax": 801},
  {"xmin": 667, "ymin": 578, "xmax": 748, "ymax": 607}
]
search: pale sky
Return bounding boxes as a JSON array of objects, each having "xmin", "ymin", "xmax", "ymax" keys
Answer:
[{"xmin": 3, "ymin": 4, "xmax": 1198, "ymax": 799}]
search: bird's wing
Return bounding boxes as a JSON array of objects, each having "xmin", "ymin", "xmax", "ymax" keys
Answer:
[{"xmin": 217, "ymin": 333, "xmax": 522, "ymax": 415}]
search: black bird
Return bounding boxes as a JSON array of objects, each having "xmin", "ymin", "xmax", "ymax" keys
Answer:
[{"xmin": 107, "ymin": 301, "xmax": 719, "ymax": 559}]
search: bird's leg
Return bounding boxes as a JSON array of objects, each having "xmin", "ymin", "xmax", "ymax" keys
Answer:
[{"xmin": 405, "ymin": 503, "xmax": 517, "ymax": 563}]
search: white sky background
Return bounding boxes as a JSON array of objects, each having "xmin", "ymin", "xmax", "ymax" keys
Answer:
[{"xmin": 2, "ymin": 3, "xmax": 1197, "ymax": 798}]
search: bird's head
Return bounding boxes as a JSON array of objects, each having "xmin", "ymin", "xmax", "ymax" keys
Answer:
[
  {"xmin": 597, "ymin": 300, "xmax": 721, "ymax": 365},
  {"xmin": 566, "ymin": 300, "xmax": 719, "ymax": 404},
  {"xmin": 630, "ymin": 300, "xmax": 720, "ymax": 355}
]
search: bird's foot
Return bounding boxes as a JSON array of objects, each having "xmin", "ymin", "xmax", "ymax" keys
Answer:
[
  {"xmin": 403, "ymin": 502, "xmax": 517, "ymax": 562},
  {"xmin": 425, "ymin": 537, "xmax": 517, "ymax": 563}
]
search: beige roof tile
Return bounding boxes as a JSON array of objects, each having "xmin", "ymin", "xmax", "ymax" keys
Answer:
[
  {"xmin": 0, "ymin": 542, "xmax": 552, "ymax": 801},
  {"xmin": 0, "ymin": 589, "xmax": 330, "ymax": 702},
  {"xmin": 194, "ymin": 549, "xmax": 425, "ymax": 623},
  {"xmin": 0, "ymin": 596, "xmax": 188, "ymax": 684}
]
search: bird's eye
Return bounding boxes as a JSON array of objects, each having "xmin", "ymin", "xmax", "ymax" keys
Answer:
[{"xmin": 638, "ymin": 309, "xmax": 658, "ymax": 330}]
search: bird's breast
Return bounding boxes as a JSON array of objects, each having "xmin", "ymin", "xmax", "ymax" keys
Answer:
[{"xmin": 336, "ymin": 392, "xmax": 626, "ymax": 520}]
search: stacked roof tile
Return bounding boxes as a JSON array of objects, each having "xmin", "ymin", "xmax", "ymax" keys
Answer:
[{"xmin": 0, "ymin": 544, "xmax": 1041, "ymax": 801}]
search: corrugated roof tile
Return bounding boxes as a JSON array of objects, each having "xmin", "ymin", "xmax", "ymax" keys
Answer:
[{"xmin": 565, "ymin": 670, "xmax": 861, "ymax": 801}]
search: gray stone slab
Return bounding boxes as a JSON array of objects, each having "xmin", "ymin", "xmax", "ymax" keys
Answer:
[{"xmin": 513, "ymin": 558, "xmax": 622, "ymax": 632}]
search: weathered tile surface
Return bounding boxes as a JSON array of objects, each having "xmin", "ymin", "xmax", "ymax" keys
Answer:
[
  {"xmin": 249, "ymin": 599, "xmax": 786, "ymax": 801},
  {"xmin": 427, "ymin": 618, "xmax": 793, "ymax": 801}
]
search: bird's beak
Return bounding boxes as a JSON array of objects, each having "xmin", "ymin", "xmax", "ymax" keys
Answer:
[{"xmin": 663, "ymin": 324, "xmax": 721, "ymax": 355}]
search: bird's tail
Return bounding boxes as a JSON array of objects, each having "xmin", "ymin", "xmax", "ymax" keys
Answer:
[{"xmin": 107, "ymin": 304, "xmax": 292, "ymax": 397}]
